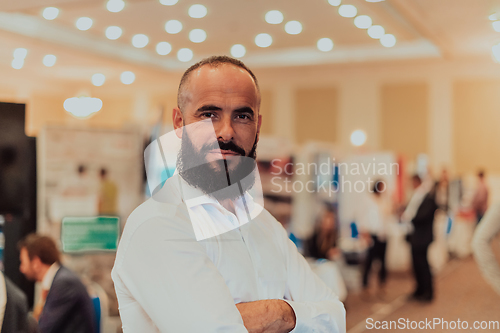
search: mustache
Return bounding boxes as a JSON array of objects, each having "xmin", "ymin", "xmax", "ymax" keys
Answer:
[{"xmin": 202, "ymin": 140, "xmax": 246, "ymax": 156}]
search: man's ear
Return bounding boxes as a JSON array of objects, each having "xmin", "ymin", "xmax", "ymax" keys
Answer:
[
  {"xmin": 256, "ymin": 113, "xmax": 262, "ymax": 143},
  {"xmin": 173, "ymin": 107, "xmax": 183, "ymax": 138}
]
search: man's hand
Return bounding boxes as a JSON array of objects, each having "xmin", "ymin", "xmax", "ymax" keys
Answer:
[{"xmin": 236, "ymin": 299, "xmax": 296, "ymax": 333}]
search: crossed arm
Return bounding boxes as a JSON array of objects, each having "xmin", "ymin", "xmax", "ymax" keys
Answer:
[{"xmin": 236, "ymin": 299, "xmax": 296, "ymax": 333}]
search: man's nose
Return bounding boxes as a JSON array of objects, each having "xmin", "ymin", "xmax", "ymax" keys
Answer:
[{"xmin": 216, "ymin": 116, "xmax": 235, "ymax": 142}]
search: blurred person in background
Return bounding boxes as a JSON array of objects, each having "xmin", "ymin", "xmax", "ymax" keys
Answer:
[
  {"xmin": 98, "ymin": 168, "xmax": 118, "ymax": 215},
  {"xmin": 0, "ymin": 271, "xmax": 38, "ymax": 333},
  {"xmin": 305, "ymin": 205, "xmax": 341, "ymax": 261},
  {"xmin": 472, "ymin": 170, "xmax": 489, "ymax": 224},
  {"xmin": 403, "ymin": 175, "xmax": 438, "ymax": 302},
  {"xmin": 63, "ymin": 165, "xmax": 91, "ymax": 197},
  {"xmin": 18, "ymin": 234, "xmax": 95, "ymax": 333},
  {"xmin": 472, "ymin": 203, "xmax": 500, "ymax": 295},
  {"xmin": 360, "ymin": 180, "xmax": 391, "ymax": 298},
  {"xmin": 435, "ymin": 169, "xmax": 450, "ymax": 213}
]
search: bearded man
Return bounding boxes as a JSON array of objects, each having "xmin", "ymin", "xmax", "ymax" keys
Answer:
[{"xmin": 112, "ymin": 56, "xmax": 346, "ymax": 333}]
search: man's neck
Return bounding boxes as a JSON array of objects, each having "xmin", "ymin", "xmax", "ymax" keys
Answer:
[
  {"xmin": 37, "ymin": 265, "xmax": 51, "ymax": 284},
  {"xmin": 219, "ymin": 198, "xmax": 236, "ymax": 216}
]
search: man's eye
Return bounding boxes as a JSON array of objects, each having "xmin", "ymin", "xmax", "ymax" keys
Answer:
[
  {"xmin": 201, "ymin": 112, "xmax": 216, "ymax": 118},
  {"xmin": 236, "ymin": 114, "xmax": 250, "ymax": 120}
]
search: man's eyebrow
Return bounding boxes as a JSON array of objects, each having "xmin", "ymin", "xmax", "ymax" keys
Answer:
[
  {"xmin": 196, "ymin": 105, "xmax": 222, "ymax": 112},
  {"xmin": 234, "ymin": 107, "xmax": 255, "ymax": 116}
]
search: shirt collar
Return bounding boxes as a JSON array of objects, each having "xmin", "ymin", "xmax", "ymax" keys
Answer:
[{"xmin": 41, "ymin": 262, "xmax": 60, "ymax": 290}]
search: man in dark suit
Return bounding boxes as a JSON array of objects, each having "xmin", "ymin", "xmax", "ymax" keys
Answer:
[
  {"xmin": 407, "ymin": 176, "xmax": 438, "ymax": 302},
  {"xmin": 18, "ymin": 234, "xmax": 95, "ymax": 333},
  {"xmin": 1, "ymin": 271, "xmax": 34, "ymax": 333}
]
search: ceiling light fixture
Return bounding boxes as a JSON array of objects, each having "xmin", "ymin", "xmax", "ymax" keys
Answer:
[
  {"xmin": 107, "ymin": 0, "xmax": 125, "ymax": 13},
  {"xmin": 188, "ymin": 4, "xmax": 207, "ymax": 18},
  {"xmin": 42, "ymin": 7, "xmax": 59, "ymax": 20},
  {"xmin": 230, "ymin": 44, "xmax": 246, "ymax": 58},
  {"xmin": 105, "ymin": 26, "xmax": 123, "ymax": 40},
  {"xmin": 177, "ymin": 48, "xmax": 194, "ymax": 62},
  {"xmin": 13, "ymin": 48, "xmax": 28, "ymax": 59},
  {"xmin": 159, "ymin": 0, "xmax": 178, "ymax": 5},
  {"xmin": 380, "ymin": 34, "xmax": 396, "ymax": 47},
  {"xmin": 76, "ymin": 17, "xmax": 93, "ymax": 31},
  {"xmin": 317, "ymin": 38, "xmax": 334, "ymax": 52},
  {"xmin": 350, "ymin": 130, "xmax": 367, "ymax": 146},
  {"xmin": 131, "ymin": 34, "xmax": 149, "ymax": 48},
  {"xmin": 265, "ymin": 10, "xmax": 284, "ymax": 24},
  {"xmin": 120, "ymin": 71, "xmax": 135, "ymax": 84},
  {"xmin": 367, "ymin": 25, "xmax": 385, "ymax": 39},
  {"xmin": 492, "ymin": 43, "xmax": 500, "ymax": 62},
  {"xmin": 43, "ymin": 55, "xmax": 57, "ymax": 67},
  {"xmin": 165, "ymin": 20, "xmax": 183, "ymax": 34},
  {"xmin": 338, "ymin": 4, "xmax": 357, "ymax": 18},
  {"xmin": 64, "ymin": 96, "xmax": 103, "ymax": 118},
  {"xmin": 284, "ymin": 21, "xmax": 302, "ymax": 35},
  {"xmin": 328, "ymin": 0, "xmax": 341, "ymax": 6},
  {"xmin": 489, "ymin": 13, "xmax": 499, "ymax": 21},
  {"xmin": 92, "ymin": 73, "xmax": 106, "ymax": 86},
  {"xmin": 11, "ymin": 59, "xmax": 24, "ymax": 70},
  {"xmin": 354, "ymin": 15, "xmax": 372, "ymax": 29},
  {"xmin": 156, "ymin": 42, "xmax": 172, "ymax": 55},
  {"xmin": 189, "ymin": 29, "xmax": 207, "ymax": 43},
  {"xmin": 255, "ymin": 33, "xmax": 273, "ymax": 48},
  {"xmin": 493, "ymin": 21, "xmax": 500, "ymax": 32}
]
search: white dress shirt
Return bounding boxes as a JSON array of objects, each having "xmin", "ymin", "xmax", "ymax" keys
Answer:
[
  {"xmin": 41, "ymin": 263, "xmax": 60, "ymax": 291},
  {"xmin": 0, "ymin": 272, "xmax": 6, "ymax": 332},
  {"xmin": 112, "ymin": 174, "xmax": 346, "ymax": 332}
]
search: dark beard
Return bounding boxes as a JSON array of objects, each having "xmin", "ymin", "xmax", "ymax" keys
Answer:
[{"xmin": 177, "ymin": 128, "xmax": 257, "ymax": 202}]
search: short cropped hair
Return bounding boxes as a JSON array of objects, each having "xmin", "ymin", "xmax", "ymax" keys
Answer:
[
  {"xmin": 177, "ymin": 55, "xmax": 260, "ymax": 111},
  {"xmin": 18, "ymin": 234, "xmax": 60, "ymax": 265}
]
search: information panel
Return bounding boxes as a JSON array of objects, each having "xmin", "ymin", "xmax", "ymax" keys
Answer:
[{"xmin": 61, "ymin": 216, "xmax": 120, "ymax": 253}]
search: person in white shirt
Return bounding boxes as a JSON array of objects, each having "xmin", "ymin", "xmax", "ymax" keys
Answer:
[{"xmin": 112, "ymin": 56, "xmax": 346, "ymax": 332}]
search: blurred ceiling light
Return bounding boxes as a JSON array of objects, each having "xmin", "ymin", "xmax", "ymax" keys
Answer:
[
  {"xmin": 338, "ymin": 5, "xmax": 357, "ymax": 18},
  {"xmin": 230, "ymin": 44, "xmax": 246, "ymax": 58},
  {"xmin": 105, "ymin": 26, "xmax": 122, "ymax": 40},
  {"xmin": 489, "ymin": 13, "xmax": 499, "ymax": 21},
  {"xmin": 120, "ymin": 71, "xmax": 135, "ymax": 84},
  {"xmin": 11, "ymin": 58, "xmax": 24, "ymax": 70},
  {"xmin": 42, "ymin": 7, "xmax": 59, "ymax": 20},
  {"xmin": 64, "ymin": 96, "xmax": 103, "ymax": 118},
  {"xmin": 156, "ymin": 42, "xmax": 172, "ymax": 55},
  {"xmin": 380, "ymin": 34, "xmax": 396, "ymax": 47},
  {"xmin": 365, "ymin": 0, "xmax": 384, "ymax": 2},
  {"xmin": 107, "ymin": 0, "xmax": 125, "ymax": 13},
  {"xmin": 13, "ymin": 48, "xmax": 28, "ymax": 59},
  {"xmin": 493, "ymin": 21, "xmax": 500, "ymax": 32},
  {"xmin": 367, "ymin": 25, "xmax": 385, "ymax": 39},
  {"xmin": 317, "ymin": 38, "xmax": 334, "ymax": 52},
  {"xmin": 188, "ymin": 4, "xmax": 207, "ymax": 18},
  {"xmin": 265, "ymin": 10, "xmax": 284, "ymax": 24},
  {"xmin": 177, "ymin": 48, "xmax": 194, "ymax": 62},
  {"xmin": 76, "ymin": 17, "xmax": 93, "ymax": 31},
  {"xmin": 159, "ymin": 0, "xmax": 178, "ymax": 5},
  {"xmin": 328, "ymin": 0, "xmax": 341, "ymax": 6},
  {"xmin": 132, "ymin": 34, "xmax": 149, "ymax": 48},
  {"xmin": 43, "ymin": 54, "xmax": 57, "ymax": 67},
  {"xmin": 165, "ymin": 20, "xmax": 183, "ymax": 34},
  {"xmin": 92, "ymin": 73, "xmax": 106, "ymax": 86},
  {"xmin": 350, "ymin": 130, "xmax": 367, "ymax": 146},
  {"xmin": 284, "ymin": 21, "xmax": 302, "ymax": 35},
  {"xmin": 189, "ymin": 29, "xmax": 207, "ymax": 43},
  {"xmin": 354, "ymin": 15, "xmax": 372, "ymax": 29},
  {"xmin": 492, "ymin": 43, "xmax": 500, "ymax": 62},
  {"xmin": 255, "ymin": 33, "xmax": 273, "ymax": 48}
]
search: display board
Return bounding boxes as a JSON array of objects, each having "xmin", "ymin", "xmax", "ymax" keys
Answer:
[{"xmin": 61, "ymin": 216, "xmax": 120, "ymax": 253}]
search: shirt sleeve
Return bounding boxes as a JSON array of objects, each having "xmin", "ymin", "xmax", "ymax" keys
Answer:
[
  {"xmin": 113, "ymin": 215, "xmax": 248, "ymax": 333},
  {"xmin": 472, "ymin": 203, "xmax": 500, "ymax": 295},
  {"xmin": 275, "ymin": 223, "xmax": 346, "ymax": 333}
]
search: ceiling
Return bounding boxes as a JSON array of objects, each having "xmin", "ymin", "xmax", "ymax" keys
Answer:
[{"xmin": 1, "ymin": 0, "xmax": 500, "ymax": 90}]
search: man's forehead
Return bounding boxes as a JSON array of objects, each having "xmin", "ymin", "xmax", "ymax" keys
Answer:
[{"xmin": 187, "ymin": 64, "xmax": 257, "ymax": 91}]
